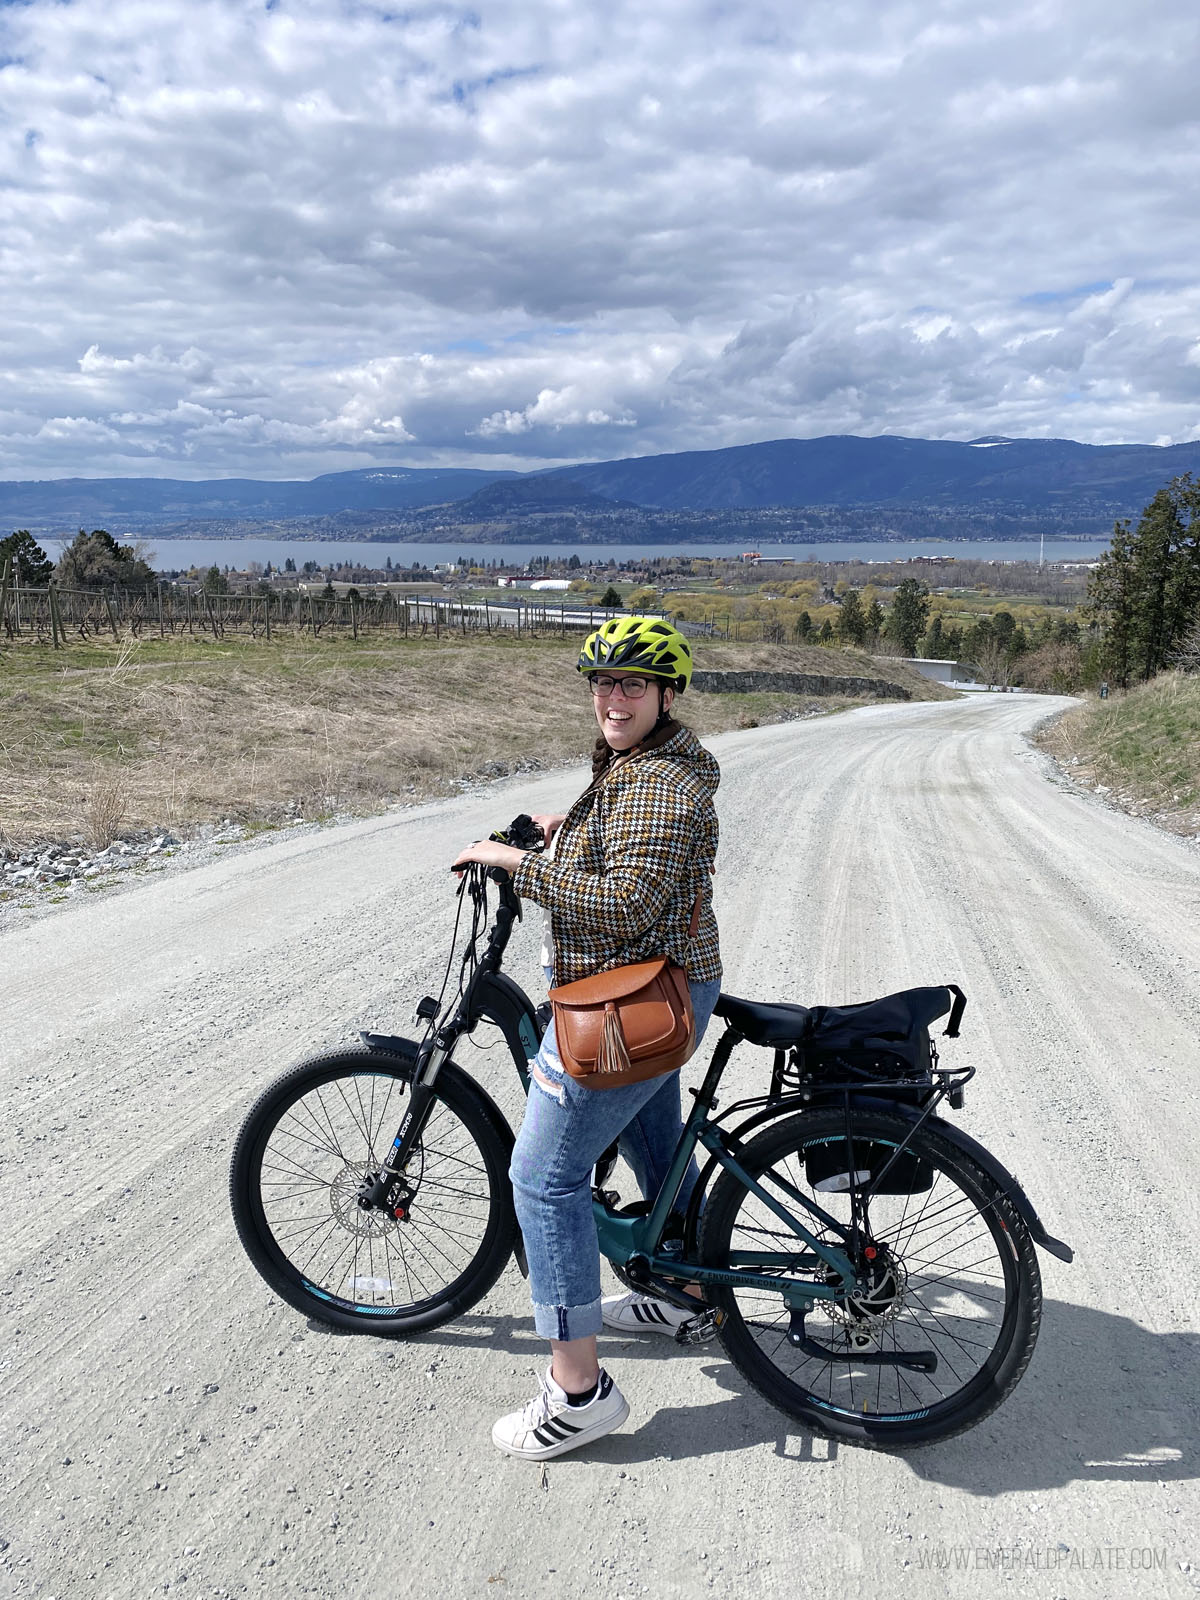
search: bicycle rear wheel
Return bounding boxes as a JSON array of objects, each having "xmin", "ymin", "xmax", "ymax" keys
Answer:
[
  {"xmin": 699, "ymin": 1108, "xmax": 1041, "ymax": 1447},
  {"xmin": 230, "ymin": 1046, "xmax": 518, "ymax": 1334}
]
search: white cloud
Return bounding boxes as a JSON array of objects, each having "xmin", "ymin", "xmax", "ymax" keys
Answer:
[{"xmin": 2, "ymin": 0, "xmax": 1200, "ymax": 480}]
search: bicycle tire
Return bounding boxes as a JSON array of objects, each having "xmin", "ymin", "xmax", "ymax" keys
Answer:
[
  {"xmin": 699, "ymin": 1108, "xmax": 1042, "ymax": 1447},
  {"xmin": 230, "ymin": 1045, "xmax": 518, "ymax": 1334}
]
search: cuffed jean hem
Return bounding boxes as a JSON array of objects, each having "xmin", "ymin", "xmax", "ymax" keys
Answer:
[{"xmin": 532, "ymin": 1297, "xmax": 603, "ymax": 1343}]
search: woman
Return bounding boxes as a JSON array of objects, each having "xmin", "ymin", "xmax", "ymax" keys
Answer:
[{"xmin": 452, "ymin": 615, "xmax": 722, "ymax": 1460}]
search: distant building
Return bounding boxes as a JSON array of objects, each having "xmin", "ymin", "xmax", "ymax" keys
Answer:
[
  {"xmin": 905, "ymin": 657, "xmax": 972, "ymax": 685},
  {"xmin": 529, "ymin": 579, "xmax": 572, "ymax": 591}
]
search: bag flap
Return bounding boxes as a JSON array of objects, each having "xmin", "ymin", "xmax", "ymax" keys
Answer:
[{"xmin": 550, "ymin": 957, "xmax": 669, "ymax": 1006}]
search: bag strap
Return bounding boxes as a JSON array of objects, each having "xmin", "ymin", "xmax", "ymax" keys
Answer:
[{"xmin": 688, "ymin": 883, "xmax": 704, "ymax": 939}]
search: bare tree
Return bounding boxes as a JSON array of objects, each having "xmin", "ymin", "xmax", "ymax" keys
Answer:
[
  {"xmin": 973, "ymin": 637, "xmax": 1011, "ymax": 688},
  {"xmin": 1168, "ymin": 618, "xmax": 1200, "ymax": 673}
]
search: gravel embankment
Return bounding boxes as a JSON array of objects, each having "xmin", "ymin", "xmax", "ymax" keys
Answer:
[{"xmin": 2, "ymin": 694, "xmax": 1197, "ymax": 1600}]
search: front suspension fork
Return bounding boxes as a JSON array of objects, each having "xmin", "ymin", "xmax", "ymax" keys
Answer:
[{"xmin": 358, "ymin": 1040, "xmax": 452, "ymax": 1213}]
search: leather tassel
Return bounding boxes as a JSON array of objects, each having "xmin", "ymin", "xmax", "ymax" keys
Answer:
[{"xmin": 598, "ymin": 1003, "xmax": 633, "ymax": 1075}]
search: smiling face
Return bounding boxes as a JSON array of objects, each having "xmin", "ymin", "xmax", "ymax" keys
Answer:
[{"xmin": 591, "ymin": 670, "xmax": 675, "ymax": 751}]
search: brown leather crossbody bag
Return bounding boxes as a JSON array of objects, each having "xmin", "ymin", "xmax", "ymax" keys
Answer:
[{"xmin": 548, "ymin": 893, "xmax": 702, "ymax": 1090}]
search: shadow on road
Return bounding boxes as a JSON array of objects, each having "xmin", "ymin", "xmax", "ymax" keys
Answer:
[{"xmin": 317, "ymin": 1299, "xmax": 1196, "ymax": 1488}]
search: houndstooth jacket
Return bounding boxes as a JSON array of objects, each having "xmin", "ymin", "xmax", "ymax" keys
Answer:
[{"xmin": 512, "ymin": 723, "xmax": 721, "ymax": 987}]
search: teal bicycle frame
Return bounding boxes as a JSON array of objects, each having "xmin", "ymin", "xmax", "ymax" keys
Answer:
[{"xmin": 590, "ymin": 1024, "xmax": 857, "ymax": 1307}]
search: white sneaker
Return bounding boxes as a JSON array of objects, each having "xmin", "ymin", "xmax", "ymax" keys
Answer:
[
  {"xmin": 492, "ymin": 1367, "xmax": 629, "ymax": 1460},
  {"xmin": 601, "ymin": 1291, "xmax": 698, "ymax": 1336}
]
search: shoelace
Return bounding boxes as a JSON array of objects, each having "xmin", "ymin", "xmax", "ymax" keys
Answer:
[{"xmin": 519, "ymin": 1373, "xmax": 558, "ymax": 1430}]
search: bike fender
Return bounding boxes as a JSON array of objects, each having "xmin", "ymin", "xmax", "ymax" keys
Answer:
[
  {"xmin": 853, "ymin": 1097, "xmax": 1075, "ymax": 1264},
  {"xmin": 685, "ymin": 1095, "xmax": 1073, "ymax": 1265},
  {"xmin": 357, "ymin": 1035, "xmax": 528, "ymax": 1278}
]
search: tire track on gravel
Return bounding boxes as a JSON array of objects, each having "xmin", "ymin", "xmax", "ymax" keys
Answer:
[{"xmin": 4, "ymin": 695, "xmax": 1198, "ymax": 1600}]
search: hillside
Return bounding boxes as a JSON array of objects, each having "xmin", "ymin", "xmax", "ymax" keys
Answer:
[
  {"xmin": 1038, "ymin": 672, "xmax": 1200, "ymax": 836},
  {"xmin": 5, "ymin": 433, "xmax": 1200, "ymax": 540},
  {"xmin": 0, "ymin": 635, "xmax": 945, "ymax": 850},
  {"xmin": 540, "ymin": 434, "xmax": 1200, "ymax": 516}
]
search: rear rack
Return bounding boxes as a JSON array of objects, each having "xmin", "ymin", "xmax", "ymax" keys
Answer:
[{"xmin": 767, "ymin": 1042, "xmax": 975, "ymax": 1111}]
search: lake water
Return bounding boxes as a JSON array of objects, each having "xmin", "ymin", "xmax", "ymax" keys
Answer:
[{"xmin": 40, "ymin": 533, "xmax": 1113, "ymax": 571}]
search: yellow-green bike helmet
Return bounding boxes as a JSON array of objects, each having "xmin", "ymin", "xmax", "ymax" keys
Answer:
[{"xmin": 578, "ymin": 615, "xmax": 693, "ymax": 691}]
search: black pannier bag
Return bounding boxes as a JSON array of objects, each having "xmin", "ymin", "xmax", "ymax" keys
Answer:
[
  {"xmin": 798, "ymin": 986, "xmax": 962, "ymax": 1195},
  {"xmin": 804, "ymin": 1132, "xmax": 932, "ymax": 1196}
]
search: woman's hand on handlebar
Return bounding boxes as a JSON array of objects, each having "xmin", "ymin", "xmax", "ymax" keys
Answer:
[
  {"xmin": 451, "ymin": 840, "xmax": 525, "ymax": 877},
  {"xmin": 529, "ymin": 813, "xmax": 566, "ymax": 848}
]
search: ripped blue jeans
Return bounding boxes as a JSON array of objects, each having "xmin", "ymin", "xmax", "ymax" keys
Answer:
[{"xmin": 509, "ymin": 976, "xmax": 722, "ymax": 1343}]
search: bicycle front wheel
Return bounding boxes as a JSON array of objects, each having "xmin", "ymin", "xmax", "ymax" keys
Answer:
[
  {"xmin": 230, "ymin": 1047, "xmax": 518, "ymax": 1334},
  {"xmin": 699, "ymin": 1108, "xmax": 1042, "ymax": 1447}
]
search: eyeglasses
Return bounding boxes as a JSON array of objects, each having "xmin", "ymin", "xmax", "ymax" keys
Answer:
[{"xmin": 588, "ymin": 674, "xmax": 651, "ymax": 698}]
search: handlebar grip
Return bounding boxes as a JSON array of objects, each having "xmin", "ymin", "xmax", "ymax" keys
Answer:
[{"xmin": 944, "ymin": 984, "xmax": 967, "ymax": 1038}]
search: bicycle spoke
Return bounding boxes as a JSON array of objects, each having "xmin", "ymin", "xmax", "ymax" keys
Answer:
[
  {"xmin": 706, "ymin": 1111, "xmax": 1026, "ymax": 1433},
  {"xmin": 251, "ymin": 1066, "xmax": 500, "ymax": 1314}
]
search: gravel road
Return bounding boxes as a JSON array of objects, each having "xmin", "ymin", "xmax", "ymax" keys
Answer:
[{"xmin": 3, "ymin": 693, "xmax": 1198, "ymax": 1600}]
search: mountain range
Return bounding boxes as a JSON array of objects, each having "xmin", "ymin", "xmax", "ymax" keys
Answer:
[{"xmin": 4, "ymin": 434, "xmax": 1198, "ymax": 542}]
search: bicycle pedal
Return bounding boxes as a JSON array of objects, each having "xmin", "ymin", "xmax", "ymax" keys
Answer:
[{"xmin": 674, "ymin": 1308, "xmax": 723, "ymax": 1346}]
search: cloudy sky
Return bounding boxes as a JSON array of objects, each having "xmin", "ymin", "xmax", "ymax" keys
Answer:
[{"xmin": 3, "ymin": 0, "xmax": 1199, "ymax": 481}]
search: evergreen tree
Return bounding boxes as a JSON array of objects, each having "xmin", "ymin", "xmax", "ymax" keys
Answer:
[
  {"xmin": 817, "ymin": 617, "xmax": 834, "ymax": 643},
  {"xmin": 1131, "ymin": 491, "xmax": 1182, "ymax": 679},
  {"xmin": 57, "ymin": 529, "xmax": 156, "ymax": 591},
  {"xmin": 885, "ymin": 578, "xmax": 930, "ymax": 656},
  {"xmin": 991, "ymin": 611, "xmax": 1017, "ymax": 655},
  {"xmin": 923, "ymin": 615, "xmax": 946, "ymax": 658},
  {"xmin": 836, "ymin": 588, "xmax": 867, "ymax": 645},
  {"xmin": 284, "ymin": 557, "xmax": 297, "ymax": 573},
  {"xmin": 202, "ymin": 565, "xmax": 230, "ymax": 595},
  {"xmin": 941, "ymin": 624, "xmax": 964, "ymax": 659},
  {"xmin": 1088, "ymin": 477, "xmax": 1200, "ymax": 683},
  {"xmin": 0, "ymin": 529, "xmax": 53, "ymax": 586},
  {"xmin": 1087, "ymin": 519, "xmax": 1144, "ymax": 686},
  {"xmin": 600, "ymin": 585, "xmax": 623, "ymax": 608},
  {"xmin": 863, "ymin": 599, "xmax": 885, "ymax": 644},
  {"xmin": 795, "ymin": 611, "xmax": 813, "ymax": 641}
]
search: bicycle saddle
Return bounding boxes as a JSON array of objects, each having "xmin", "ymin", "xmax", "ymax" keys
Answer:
[{"xmin": 713, "ymin": 993, "xmax": 812, "ymax": 1047}]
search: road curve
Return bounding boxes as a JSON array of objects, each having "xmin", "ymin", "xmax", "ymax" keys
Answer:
[{"xmin": 2, "ymin": 693, "xmax": 1198, "ymax": 1599}]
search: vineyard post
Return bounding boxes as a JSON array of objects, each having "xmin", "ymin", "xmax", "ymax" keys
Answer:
[
  {"xmin": 0, "ymin": 556, "xmax": 11, "ymax": 639},
  {"xmin": 48, "ymin": 579, "xmax": 63, "ymax": 649},
  {"xmin": 157, "ymin": 582, "xmax": 165, "ymax": 637},
  {"xmin": 105, "ymin": 590, "xmax": 121, "ymax": 640}
]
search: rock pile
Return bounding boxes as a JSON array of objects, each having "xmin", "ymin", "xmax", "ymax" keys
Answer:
[{"xmin": 2, "ymin": 832, "xmax": 183, "ymax": 894}]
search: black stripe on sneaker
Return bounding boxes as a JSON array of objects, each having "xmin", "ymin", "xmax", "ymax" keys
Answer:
[
  {"xmin": 534, "ymin": 1424, "xmax": 560, "ymax": 1445},
  {"xmin": 647, "ymin": 1302, "xmax": 668, "ymax": 1323},
  {"xmin": 553, "ymin": 1417, "xmax": 581, "ymax": 1433},
  {"xmin": 631, "ymin": 1303, "xmax": 649, "ymax": 1323}
]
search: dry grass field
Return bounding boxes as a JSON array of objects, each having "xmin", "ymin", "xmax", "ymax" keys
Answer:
[
  {"xmin": 0, "ymin": 632, "xmax": 949, "ymax": 847},
  {"xmin": 1037, "ymin": 671, "xmax": 1200, "ymax": 835}
]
